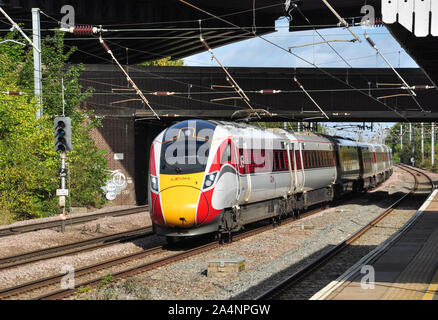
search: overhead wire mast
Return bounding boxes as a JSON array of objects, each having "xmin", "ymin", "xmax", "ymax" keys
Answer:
[
  {"xmin": 198, "ymin": 20, "xmax": 262, "ymax": 120},
  {"xmin": 0, "ymin": 6, "xmax": 41, "ymax": 52},
  {"xmin": 178, "ymin": 0, "xmax": 409, "ymax": 121},
  {"xmin": 58, "ymin": 24, "xmax": 161, "ymax": 119},
  {"xmin": 294, "ymin": 76, "xmax": 330, "ymax": 120},
  {"xmin": 99, "ymin": 35, "xmax": 160, "ymax": 120},
  {"xmin": 364, "ymin": 32, "xmax": 426, "ymax": 113}
]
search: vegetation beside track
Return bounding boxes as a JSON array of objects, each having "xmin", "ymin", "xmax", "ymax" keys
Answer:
[
  {"xmin": 0, "ymin": 30, "xmax": 109, "ymax": 223},
  {"xmin": 386, "ymin": 123, "xmax": 438, "ymax": 172}
]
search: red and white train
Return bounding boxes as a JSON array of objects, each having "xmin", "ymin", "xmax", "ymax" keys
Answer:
[{"xmin": 148, "ymin": 120, "xmax": 393, "ymax": 239}]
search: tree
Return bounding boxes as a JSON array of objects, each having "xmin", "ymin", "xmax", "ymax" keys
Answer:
[
  {"xmin": 0, "ymin": 30, "xmax": 109, "ymax": 222},
  {"xmin": 386, "ymin": 122, "xmax": 438, "ymax": 171},
  {"xmin": 140, "ymin": 56, "xmax": 184, "ymax": 67}
]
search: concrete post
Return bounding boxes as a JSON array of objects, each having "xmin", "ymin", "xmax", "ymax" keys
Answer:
[
  {"xmin": 32, "ymin": 8, "xmax": 43, "ymax": 119},
  {"xmin": 432, "ymin": 123, "xmax": 435, "ymax": 167},
  {"xmin": 421, "ymin": 122, "xmax": 424, "ymax": 163}
]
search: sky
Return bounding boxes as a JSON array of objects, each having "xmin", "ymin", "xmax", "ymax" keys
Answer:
[
  {"xmin": 183, "ymin": 18, "xmax": 418, "ymax": 69},
  {"xmin": 183, "ymin": 19, "xmax": 417, "ymax": 142}
]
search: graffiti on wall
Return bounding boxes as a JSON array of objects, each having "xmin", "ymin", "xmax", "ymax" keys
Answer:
[{"xmin": 102, "ymin": 169, "xmax": 128, "ymax": 201}]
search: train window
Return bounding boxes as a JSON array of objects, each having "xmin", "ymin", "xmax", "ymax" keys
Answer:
[
  {"xmin": 243, "ymin": 149, "xmax": 271, "ymax": 174},
  {"xmin": 281, "ymin": 151, "xmax": 288, "ymax": 170},
  {"xmin": 274, "ymin": 151, "xmax": 280, "ymax": 171},
  {"xmin": 304, "ymin": 151, "xmax": 308, "ymax": 168},
  {"xmin": 279, "ymin": 151, "xmax": 285, "ymax": 170},
  {"xmin": 308, "ymin": 151, "xmax": 312, "ymax": 168},
  {"xmin": 273, "ymin": 150, "xmax": 288, "ymax": 172},
  {"xmin": 295, "ymin": 150, "xmax": 302, "ymax": 170},
  {"xmin": 220, "ymin": 142, "xmax": 232, "ymax": 165},
  {"xmin": 289, "ymin": 151, "xmax": 294, "ymax": 169}
]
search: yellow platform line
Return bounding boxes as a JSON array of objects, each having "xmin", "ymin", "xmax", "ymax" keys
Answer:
[{"xmin": 422, "ymin": 268, "xmax": 438, "ymax": 300}]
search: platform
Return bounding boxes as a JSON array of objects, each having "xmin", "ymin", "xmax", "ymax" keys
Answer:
[{"xmin": 312, "ymin": 189, "xmax": 438, "ymax": 300}]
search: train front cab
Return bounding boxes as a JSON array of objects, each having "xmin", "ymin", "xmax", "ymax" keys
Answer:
[{"xmin": 149, "ymin": 120, "xmax": 225, "ymax": 237}]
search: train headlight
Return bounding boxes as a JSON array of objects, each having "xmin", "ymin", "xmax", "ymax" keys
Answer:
[
  {"xmin": 150, "ymin": 175, "xmax": 159, "ymax": 192},
  {"xmin": 202, "ymin": 172, "xmax": 217, "ymax": 190}
]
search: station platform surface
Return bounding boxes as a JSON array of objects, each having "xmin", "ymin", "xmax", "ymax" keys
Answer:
[{"xmin": 319, "ymin": 189, "xmax": 438, "ymax": 300}]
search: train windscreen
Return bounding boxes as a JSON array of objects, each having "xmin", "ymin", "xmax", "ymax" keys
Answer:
[{"xmin": 160, "ymin": 120, "xmax": 216, "ymax": 174}]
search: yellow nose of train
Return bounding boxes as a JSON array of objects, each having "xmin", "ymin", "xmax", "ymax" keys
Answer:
[{"xmin": 159, "ymin": 172, "xmax": 205, "ymax": 227}]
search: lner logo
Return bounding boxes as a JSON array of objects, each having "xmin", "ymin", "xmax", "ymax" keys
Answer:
[{"xmin": 382, "ymin": 0, "xmax": 438, "ymax": 37}]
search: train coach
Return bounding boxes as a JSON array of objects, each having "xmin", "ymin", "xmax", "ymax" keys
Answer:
[{"xmin": 148, "ymin": 120, "xmax": 392, "ymax": 240}]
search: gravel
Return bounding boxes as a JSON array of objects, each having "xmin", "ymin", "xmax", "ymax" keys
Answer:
[
  {"xmin": 75, "ymin": 167, "xmax": 424, "ymax": 300},
  {"xmin": 2, "ymin": 166, "xmax": 434, "ymax": 300}
]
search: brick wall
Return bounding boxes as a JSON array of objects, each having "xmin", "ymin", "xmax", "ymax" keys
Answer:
[{"xmin": 90, "ymin": 117, "xmax": 136, "ymax": 205}]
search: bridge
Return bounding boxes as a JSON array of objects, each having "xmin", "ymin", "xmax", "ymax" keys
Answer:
[
  {"xmin": 2, "ymin": 0, "xmax": 438, "ymax": 205},
  {"xmin": 81, "ymin": 64, "xmax": 436, "ymax": 123},
  {"xmin": 2, "ymin": 0, "xmax": 437, "ymax": 88}
]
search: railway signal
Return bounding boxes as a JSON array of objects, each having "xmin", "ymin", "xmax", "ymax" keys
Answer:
[
  {"xmin": 54, "ymin": 116, "xmax": 72, "ymax": 232},
  {"xmin": 54, "ymin": 116, "xmax": 72, "ymax": 152}
]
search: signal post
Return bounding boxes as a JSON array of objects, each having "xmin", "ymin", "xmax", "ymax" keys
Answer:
[{"xmin": 54, "ymin": 116, "xmax": 72, "ymax": 232}]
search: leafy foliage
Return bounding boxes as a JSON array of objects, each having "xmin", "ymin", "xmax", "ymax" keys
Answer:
[
  {"xmin": 140, "ymin": 56, "xmax": 184, "ymax": 67},
  {"xmin": 0, "ymin": 31, "xmax": 108, "ymax": 222},
  {"xmin": 386, "ymin": 122, "xmax": 438, "ymax": 171}
]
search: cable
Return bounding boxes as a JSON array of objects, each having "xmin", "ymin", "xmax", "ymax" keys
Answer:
[
  {"xmin": 10, "ymin": 7, "xmax": 422, "ymax": 121},
  {"xmin": 290, "ymin": 7, "xmax": 415, "ymax": 120},
  {"xmin": 178, "ymin": 0, "xmax": 410, "ymax": 121},
  {"xmin": 60, "ymin": 42, "xmax": 258, "ymax": 112},
  {"xmin": 294, "ymin": 76, "xmax": 329, "ymax": 119},
  {"xmin": 198, "ymin": 20, "xmax": 260, "ymax": 118},
  {"xmin": 98, "ymin": 35, "xmax": 160, "ymax": 119},
  {"xmin": 0, "ymin": 7, "xmax": 40, "ymax": 52},
  {"xmin": 364, "ymin": 32, "xmax": 425, "ymax": 113}
]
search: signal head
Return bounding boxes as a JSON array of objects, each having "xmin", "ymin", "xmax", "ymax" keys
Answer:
[{"xmin": 54, "ymin": 117, "xmax": 72, "ymax": 152}]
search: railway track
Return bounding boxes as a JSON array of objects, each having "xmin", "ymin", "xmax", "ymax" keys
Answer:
[
  {"xmin": 0, "ymin": 166, "xmax": 410, "ymax": 300},
  {"xmin": 0, "ymin": 226, "xmax": 153, "ymax": 271},
  {"xmin": 0, "ymin": 201, "xmax": 348, "ymax": 300},
  {"xmin": 255, "ymin": 164, "xmax": 434, "ymax": 300},
  {"xmin": 0, "ymin": 206, "xmax": 148, "ymax": 237}
]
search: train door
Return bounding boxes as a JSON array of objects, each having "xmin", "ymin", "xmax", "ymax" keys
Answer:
[
  {"xmin": 292, "ymin": 143, "xmax": 299, "ymax": 193},
  {"xmin": 299, "ymin": 143, "xmax": 305, "ymax": 192},
  {"xmin": 232, "ymin": 139, "xmax": 241, "ymax": 202},
  {"xmin": 286, "ymin": 142, "xmax": 296, "ymax": 194},
  {"xmin": 286, "ymin": 142, "xmax": 294, "ymax": 194},
  {"xmin": 241, "ymin": 141, "xmax": 252, "ymax": 203}
]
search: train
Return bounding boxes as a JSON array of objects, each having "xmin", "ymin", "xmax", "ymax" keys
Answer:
[{"xmin": 148, "ymin": 120, "xmax": 393, "ymax": 240}]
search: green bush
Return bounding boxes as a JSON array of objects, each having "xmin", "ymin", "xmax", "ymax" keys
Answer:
[{"xmin": 0, "ymin": 31, "xmax": 109, "ymax": 222}]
